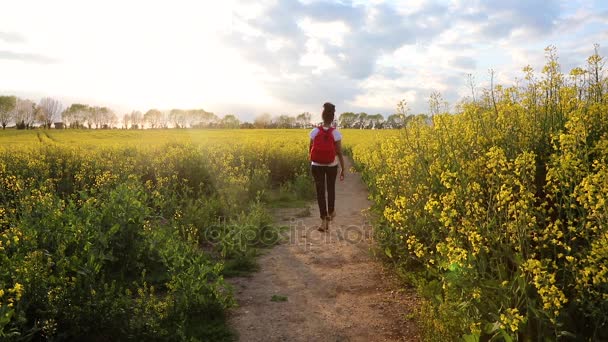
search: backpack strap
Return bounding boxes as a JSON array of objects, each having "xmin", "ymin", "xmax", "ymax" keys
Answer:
[{"xmin": 318, "ymin": 125, "xmax": 334, "ymax": 136}]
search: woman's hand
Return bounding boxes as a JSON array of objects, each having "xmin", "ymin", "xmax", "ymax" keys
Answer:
[{"xmin": 339, "ymin": 169, "xmax": 345, "ymax": 181}]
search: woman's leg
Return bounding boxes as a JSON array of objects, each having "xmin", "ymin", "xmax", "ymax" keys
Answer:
[
  {"xmin": 326, "ymin": 166, "xmax": 338, "ymax": 216},
  {"xmin": 311, "ymin": 165, "xmax": 328, "ymax": 219}
]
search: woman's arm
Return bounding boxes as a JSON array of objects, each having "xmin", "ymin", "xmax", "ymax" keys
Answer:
[{"xmin": 335, "ymin": 140, "xmax": 345, "ymax": 181}]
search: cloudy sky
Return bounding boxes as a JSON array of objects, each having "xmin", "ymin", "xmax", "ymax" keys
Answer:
[{"xmin": 1, "ymin": 0, "xmax": 607, "ymax": 121}]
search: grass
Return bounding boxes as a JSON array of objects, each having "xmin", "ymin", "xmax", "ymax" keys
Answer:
[
  {"xmin": 222, "ymin": 253, "xmax": 261, "ymax": 278},
  {"xmin": 185, "ymin": 312, "xmax": 237, "ymax": 342},
  {"xmin": 268, "ymin": 197, "xmax": 311, "ymax": 209},
  {"xmin": 270, "ymin": 295, "xmax": 288, "ymax": 302},
  {"xmin": 265, "ymin": 174, "xmax": 316, "ymax": 209},
  {"xmin": 294, "ymin": 207, "xmax": 312, "ymax": 218}
]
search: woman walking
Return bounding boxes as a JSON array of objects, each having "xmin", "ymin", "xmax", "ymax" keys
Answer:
[{"xmin": 309, "ymin": 102, "xmax": 345, "ymax": 232}]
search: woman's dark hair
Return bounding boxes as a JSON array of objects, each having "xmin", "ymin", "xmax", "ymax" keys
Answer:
[{"xmin": 322, "ymin": 102, "xmax": 335, "ymax": 123}]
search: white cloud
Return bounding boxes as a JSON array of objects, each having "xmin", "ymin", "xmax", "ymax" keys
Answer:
[
  {"xmin": 298, "ymin": 18, "xmax": 350, "ymax": 47},
  {"xmin": 299, "ymin": 39, "xmax": 336, "ymax": 74}
]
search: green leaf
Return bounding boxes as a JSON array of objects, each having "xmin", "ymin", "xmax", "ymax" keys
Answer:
[
  {"xmin": 384, "ymin": 247, "xmax": 393, "ymax": 258},
  {"xmin": 462, "ymin": 334, "xmax": 480, "ymax": 342},
  {"xmin": 484, "ymin": 322, "xmax": 501, "ymax": 334},
  {"xmin": 500, "ymin": 331, "xmax": 513, "ymax": 342},
  {"xmin": 109, "ymin": 223, "xmax": 121, "ymax": 235}
]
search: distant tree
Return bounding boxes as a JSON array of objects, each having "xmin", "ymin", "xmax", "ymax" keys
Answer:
[
  {"xmin": 185, "ymin": 109, "xmax": 198, "ymax": 128},
  {"xmin": 107, "ymin": 111, "xmax": 118, "ymax": 129},
  {"xmin": 208, "ymin": 112, "xmax": 219, "ymax": 127},
  {"xmin": 144, "ymin": 109, "xmax": 162, "ymax": 128},
  {"xmin": 130, "ymin": 110, "xmax": 144, "ymax": 129},
  {"xmin": 385, "ymin": 114, "xmax": 406, "ymax": 129},
  {"xmin": 159, "ymin": 111, "xmax": 169, "ymax": 128},
  {"xmin": 90, "ymin": 107, "xmax": 100, "ymax": 128},
  {"xmin": 82, "ymin": 109, "xmax": 93, "ymax": 129},
  {"xmin": 100, "ymin": 107, "xmax": 116, "ymax": 128},
  {"xmin": 169, "ymin": 109, "xmax": 187, "ymax": 128},
  {"xmin": 0, "ymin": 95, "xmax": 17, "ymax": 129},
  {"xmin": 61, "ymin": 103, "xmax": 116, "ymax": 129},
  {"xmin": 63, "ymin": 103, "xmax": 89, "ymax": 128},
  {"xmin": 368, "ymin": 113, "xmax": 385, "ymax": 129},
  {"xmin": 208, "ymin": 112, "xmax": 220, "ymax": 127},
  {"xmin": 296, "ymin": 112, "xmax": 311, "ymax": 128},
  {"xmin": 15, "ymin": 98, "xmax": 36, "ymax": 129},
  {"xmin": 122, "ymin": 113, "xmax": 131, "ymax": 129},
  {"xmin": 220, "ymin": 114, "xmax": 240, "ymax": 129},
  {"xmin": 275, "ymin": 114, "xmax": 296, "ymax": 128},
  {"xmin": 356, "ymin": 112, "xmax": 369, "ymax": 129},
  {"xmin": 37, "ymin": 97, "xmax": 63, "ymax": 129},
  {"xmin": 415, "ymin": 113, "xmax": 431, "ymax": 125},
  {"xmin": 97, "ymin": 107, "xmax": 111, "ymax": 128},
  {"xmin": 338, "ymin": 112, "xmax": 357, "ymax": 128},
  {"xmin": 87, "ymin": 106, "xmax": 104, "ymax": 129},
  {"xmin": 254, "ymin": 113, "xmax": 272, "ymax": 128},
  {"xmin": 189, "ymin": 109, "xmax": 217, "ymax": 128}
]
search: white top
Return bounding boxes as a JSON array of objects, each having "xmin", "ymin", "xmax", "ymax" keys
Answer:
[{"xmin": 309, "ymin": 126, "xmax": 342, "ymax": 167}]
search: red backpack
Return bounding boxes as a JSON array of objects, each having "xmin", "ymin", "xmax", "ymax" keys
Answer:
[{"xmin": 309, "ymin": 126, "xmax": 336, "ymax": 163}]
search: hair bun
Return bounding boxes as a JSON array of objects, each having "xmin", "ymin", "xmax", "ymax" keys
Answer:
[{"xmin": 323, "ymin": 102, "xmax": 335, "ymax": 110}]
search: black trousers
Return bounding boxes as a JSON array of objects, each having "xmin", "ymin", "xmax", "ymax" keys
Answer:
[{"xmin": 311, "ymin": 165, "xmax": 338, "ymax": 219}]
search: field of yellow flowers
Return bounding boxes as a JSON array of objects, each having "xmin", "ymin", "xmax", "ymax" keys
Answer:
[
  {"xmin": 350, "ymin": 48, "xmax": 608, "ymax": 341},
  {"xmin": 0, "ymin": 129, "xmax": 315, "ymax": 340},
  {"xmin": 2, "ymin": 48, "xmax": 606, "ymax": 341}
]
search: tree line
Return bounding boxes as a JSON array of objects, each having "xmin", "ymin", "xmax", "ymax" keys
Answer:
[
  {"xmin": 0, "ymin": 97, "xmax": 62, "ymax": 130},
  {"xmin": 0, "ymin": 98, "xmax": 240, "ymax": 130},
  {"xmin": 0, "ymin": 96, "xmax": 430, "ymax": 130}
]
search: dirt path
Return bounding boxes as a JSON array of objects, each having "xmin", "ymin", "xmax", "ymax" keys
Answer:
[{"xmin": 227, "ymin": 158, "xmax": 420, "ymax": 342}]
